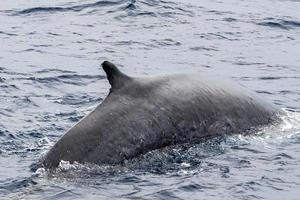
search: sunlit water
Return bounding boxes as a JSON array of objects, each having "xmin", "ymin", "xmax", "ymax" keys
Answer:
[{"xmin": 0, "ymin": 0, "xmax": 300, "ymax": 199}]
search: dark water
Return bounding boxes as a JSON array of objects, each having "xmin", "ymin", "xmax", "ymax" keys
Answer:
[{"xmin": 1, "ymin": 0, "xmax": 300, "ymax": 199}]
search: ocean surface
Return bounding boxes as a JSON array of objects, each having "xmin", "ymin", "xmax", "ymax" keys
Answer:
[{"xmin": 0, "ymin": 0, "xmax": 300, "ymax": 199}]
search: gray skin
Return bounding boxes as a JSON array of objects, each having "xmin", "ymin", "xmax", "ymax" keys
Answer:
[{"xmin": 42, "ymin": 61, "xmax": 281, "ymax": 169}]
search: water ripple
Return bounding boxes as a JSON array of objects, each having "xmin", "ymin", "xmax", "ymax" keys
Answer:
[
  {"xmin": 50, "ymin": 94, "xmax": 102, "ymax": 106},
  {"xmin": 13, "ymin": 74, "xmax": 105, "ymax": 86},
  {"xmin": 0, "ymin": 31, "xmax": 17, "ymax": 36},
  {"xmin": 257, "ymin": 19, "xmax": 300, "ymax": 30},
  {"xmin": 13, "ymin": 0, "xmax": 127, "ymax": 15}
]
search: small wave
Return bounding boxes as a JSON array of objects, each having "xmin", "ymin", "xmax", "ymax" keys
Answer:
[
  {"xmin": 255, "ymin": 90, "xmax": 274, "ymax": 95},
  {"xmin": 207, "ymin": 10, "xmax": 234, "ymax": 16},
  {"xmin": 0, "ymin": 176, "xmax": 38, "ymax": 196},
  {"xmin": 0, "ymin": 129, "xmax": 9, "ymax": 137},
  {"xmin": 259, "ymin": 76, "xmax": 299, "ymax": 80},
  {"xmin": 50, "ymin": 111, "xmax": 85, "ymax": 123},
  {"xmin": 258, "ymin": 21, "xmax": 289, "ymax": 30},
  {"xmin": 281, "ymin": 20, "xmax": 300, "ymax": 27},
  {"xmin": 231, "ymin": 146, "xmax": 265, "ymax": 154},
  {"xmin": 273, "ymin": 153, "xmax": 294, "ymax": 160},
  {"xmin": 14, "ymin": 74, "xmax": 105, "ymax": 86},
  {"xmin": 51, "ymin": 93, "xmax": 103, "ymax": 106},
  {"xmin": 223, "ymin": 17, "xmax": 237, "ymax": 22},
  {"xmin": 16, "ymin": 96, "xmax": 38, "ymax": 107},
  {"xmin": 151, "ymin": 38, "xmax": 181, "ymax": 47},
  {"xmin": 0, "ymin": 69, "xmax": 28, "ymax": 76},
  {"xmin": 234, "ymin": 61, "xmax": 265, "ymax": 66},
  {"xmin": 0, "ymin": 31, "xmax": 17, "ymax": 37},
  {"xmin": 115, "ymin": 0, "xmax": 194, "ymax": 20},
  {"xmin": 190, "ymin": 46, "xmax": 218, "ymax": 52},
  {"xmin": 47, "ymin": 32, "xmax": 63, "ymax": 37},
  {"xmin": 240, "ymin": 76, "xmax": 299, "ymax": 81},
  {"xmin": 179, "ymin": 183, "xmax": 214, "ymax": 192},
  {"xmin": 14, "ymin": 0, "xmax": 126, "ymax": 15},
  {"xmin": 35, "ymin": 68, "xmax": 75, "ymax": 74},
  {"xmin": 113, "ymin": 40, "xmax": 147, "ymax": 46},
  {"xmin": 0, "ymin": 109, "xmax": 13, "ymax": 118},
  {"xmin": 17, "ymin": 6, "xmax": 68, "ymax": 14},
  {"xmin": 123, "ymin": 0, "xmax": 137, "ymax": 10},
  {"xmin": 257, "ymin": 19, "xmax": 300, "ymax": 30},
  {"xmin": 22, "ymin": 48, "xmax": 47, "ymax": 54},
  {"xmin": 199, "ymin": 32, "xmax": 241, "ymax": 41},
  {"xmin": 0, "ymin": 83, "xmax": 19, "ymax": 90},
  {"xmin": 31, "ymin": 44, "xmax": 52, "ymax": 48}
]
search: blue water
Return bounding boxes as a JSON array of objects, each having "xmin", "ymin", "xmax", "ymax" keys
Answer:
[{"xmin": 1, "ymin": 0, "xmax": 300, "ymax": 199}]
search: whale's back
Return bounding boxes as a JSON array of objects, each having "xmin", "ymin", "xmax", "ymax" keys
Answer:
[{"xmin": 41, "ymin": 62, "xmax": 281, "ymax": 169}]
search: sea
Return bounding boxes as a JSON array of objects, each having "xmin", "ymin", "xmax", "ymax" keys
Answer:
[{"xmin": 0, "ymin": 0, "xmax": 300, "ymax": 199}]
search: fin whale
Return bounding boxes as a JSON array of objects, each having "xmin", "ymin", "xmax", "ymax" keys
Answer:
[{"xmin": 42, "ymin": 61, "xmax": 281, "ymax": 169}]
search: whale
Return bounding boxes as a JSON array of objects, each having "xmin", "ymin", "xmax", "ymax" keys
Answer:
[{"xmin": 41, "ymin": 61, "xmax": 281, "ymax": 169}]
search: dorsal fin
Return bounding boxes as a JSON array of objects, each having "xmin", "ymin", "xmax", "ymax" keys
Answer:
[{"xmin": 101, "ymin": 61, "xmax": 131, "ymax": 91}]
